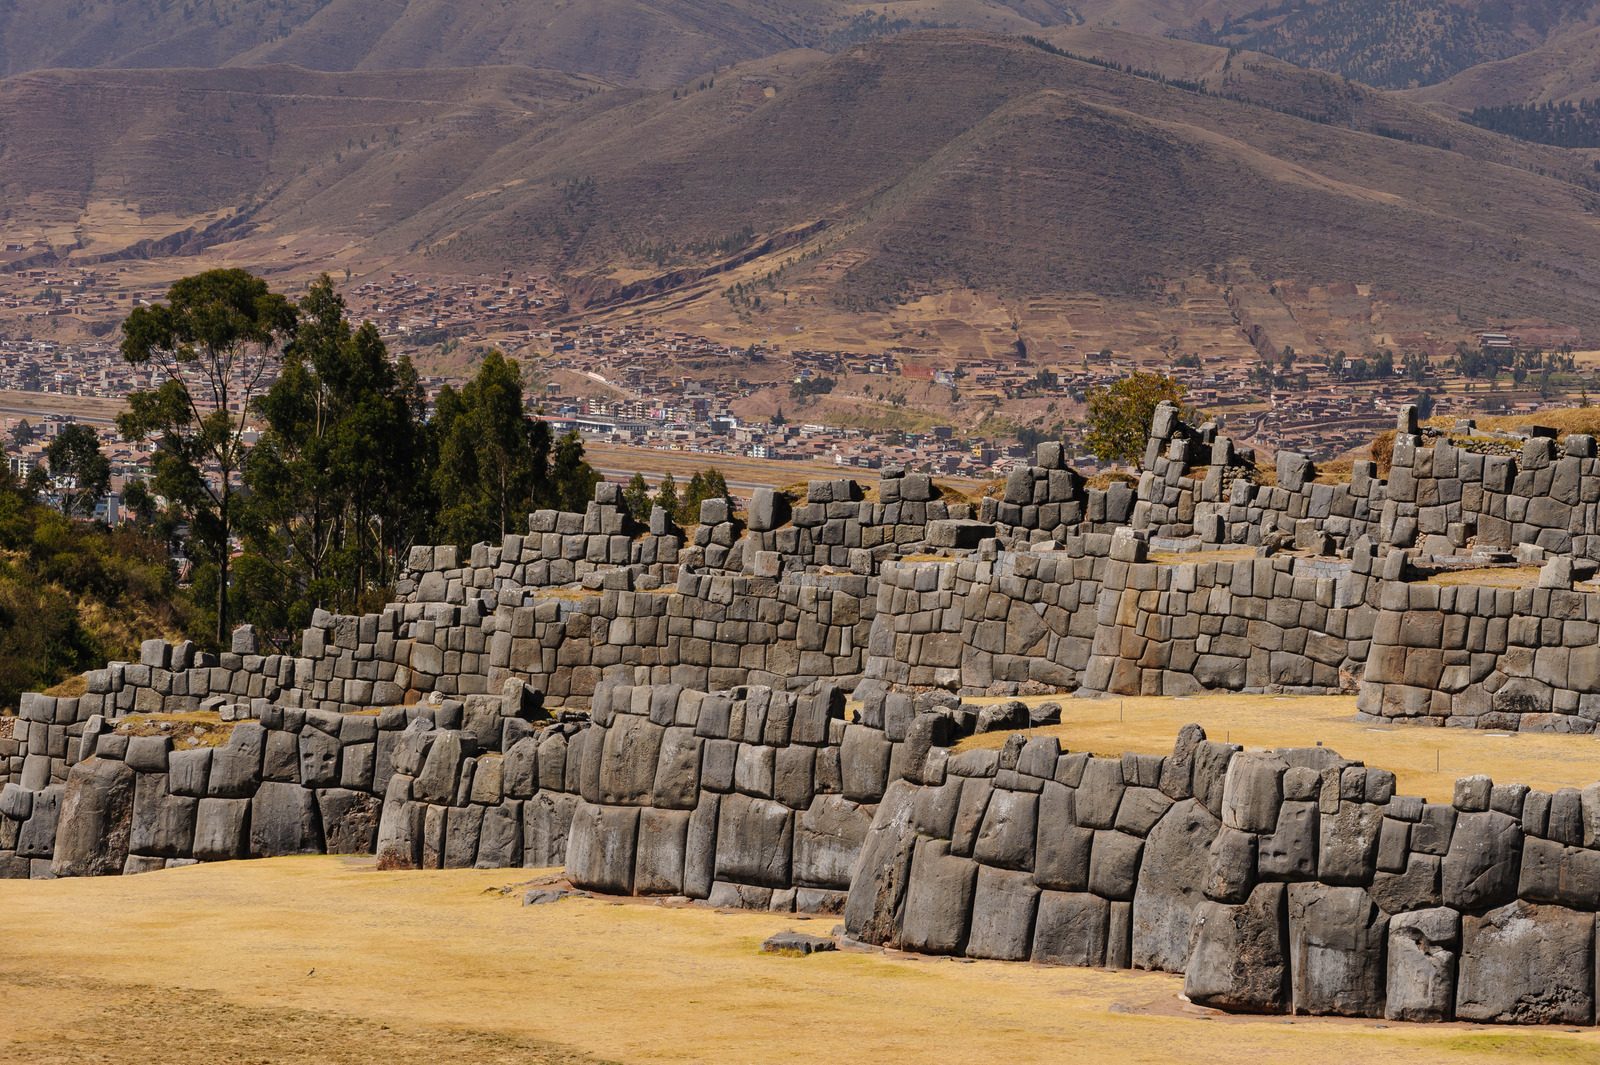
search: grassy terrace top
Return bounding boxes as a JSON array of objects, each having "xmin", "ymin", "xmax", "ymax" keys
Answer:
[{"xmin": 956, "ymin": 693, "xmax": 1600, "ymax": 802}]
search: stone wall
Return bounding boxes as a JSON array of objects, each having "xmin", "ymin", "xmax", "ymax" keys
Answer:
[
  {"xmin": 563, "ymin": 681, "xmax": 868, "ymax": 912},
  {"xmin": 840, "ymin": 717, "xmax": 1600, "ymax": 1024},
  {"xmin": 1357, "ymin": 561, "xmax": 1600, "ymax": 729},
  {"xmin": 7, "ymin": 687, "xmax": 580, "ymax": 879}
]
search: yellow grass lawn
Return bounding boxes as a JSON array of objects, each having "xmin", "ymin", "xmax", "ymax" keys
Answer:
[
  {"xmin": 958, "ymin": 693, "xmax": 1600, "ymax": 802},
  {"xmin": 1, "ymin": 856, "xmax": 1596, "ymax": 1065}
]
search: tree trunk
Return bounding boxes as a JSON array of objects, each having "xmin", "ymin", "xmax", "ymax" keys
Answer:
[{"xmin": 216, "ymin": 478, "xmax": 230, "ymax": 647}]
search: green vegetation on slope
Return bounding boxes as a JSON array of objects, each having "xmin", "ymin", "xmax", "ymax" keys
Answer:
[{"xmin": 0, "ymin": 479, "xmax": 195, "ymax": 710}]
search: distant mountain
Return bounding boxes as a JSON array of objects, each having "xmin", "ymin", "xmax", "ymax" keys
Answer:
[
  {"xmin": 8, "ymin": 32, "xmax": 1600, "ymax": 336},
  {"xmin": 1410, "ymin": 24, "xmax": 1600, "ymax": 106},
  {"xmin": 1185, "ymin": 0, "xmax": 1600, "ymax": 89},
  {"xmin": 0, "ymin": 0, "xmax": 1081, "ymax": 85},
  {"xmin": 0, "ymin": 64, "xmax": 607, "ymax": 249}
]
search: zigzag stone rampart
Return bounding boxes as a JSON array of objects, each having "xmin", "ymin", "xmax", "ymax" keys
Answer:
[{"xmin": 8, "ymin": 402, "xmax": 1600, "ymax": 1024}]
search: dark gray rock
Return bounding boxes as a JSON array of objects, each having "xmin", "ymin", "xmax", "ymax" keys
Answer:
[
  {"xmin": 1132, "ymin": 798, "xmax": 1221, "ymax": 973},
  {"xmin": 843, "ymin": 781, "xmax": 917, "ymax": 945},
  {"xmin": 899, "ymin": 839, "xmax": 977, "ymax": 955},
  {"xmin": 714, "ymin": 793, "xmax": 794, "ymax": 888},
  {"xmin": 761, "ymin": 931, "xmax": 835, "ymax": 955},
  {"xmin": 298, "ymin": 727, "xmax": 341, "ymax": 789},
  {"xmin": 1456, "ymin": 901, "xmax": 1594, "ymax": 1025},
  {"xmin": 51, "ymin": 759, "xmax": 135, "ymax": 877},
  {"xmin": 412, "ymin": 731, "xmax": 465, "ymax": 805},
  {"xmin": 1287, "ymin": 884, "xmax": 1387, "ymax": 1017},
  {"xmin": 1075, "ymin": 757, "xmax": 1125, "ymax": 829},
  {"xmin": 1317, "ymin": 802, "xmax": 1383, "ymax": 885},
  {"xmin": 249, "ymin": 781, "xmax": 323, "ymax": 857},
  {"xmin": 1183, "ymin": 882, "xmax": 1289, "ymax": 1014},
  {"xmin": 565, "ymin": 801, "xmax": 640, "ymax": 895},
  {"xmin": 167, "ymin": 748, "xmax": 212, "ymax": 798},
  {"xmin": 966, "ymin": 865, "xmax": 1040, "ymax": 961},
  {"xmin": 1221, "ymin": 752, "xmax": 1286, "ymax": 834},
  {"xmin": 130, "ymin": 773, "xmax": 197, "ymax": 858},
  {"xmin": 972, "ymin": 787, "xmax": 1038, "ymax": 871},
  {"xmin": 525, "ymin": 791, "xmax": 578, "ymax": 869},
  {"xmin": 1441, "ymin": 810, "xmax": 1523, "ymax": 912},
  {"xmin": 317, "ymin": 788, "xmax": 380, "ymax": 855},
  {"xmin": 840, "ymin": 725, "xmax": 892, "ymax": 803},
  {"xmin": 192, "ymin": 797, "xmax": 249, "ymax": 862},
  {"xmin": 443, "ymin": 805, "xmax": 483, "ymax": 868},
  {"xmin": 1386, "ymin": 907, "xmax": 1459, "ymax": 1022},
  {"xmin": 634, "ymin": 808, "xmax": 690, "ymax": 895},
  {"xmin": 600, "ymin": 715, "xmax": 664, "ymax": 805},
  {"xmin": 476, "ymin": 801, "xmax": 523, "ymax": 869},
  {"xmin": 1033, "ymin": 890, "xmax": 1110, "ymax": 967},
  {"xmin": 1205, "ymin": 827, "xmax": 1257, "ymax": 904},
  {"xmin": 1258, "ymin": 800, "xmax": 1318, "ymax": 880},
  {"xmin": 1088, "ymin": 830, "xmax": 1144, "ymax": 901},
  {"xmin": 1369, "ymin": 852, "xmax": 1443, "ymax": 915},
  {"xmin": 793, "ymin": 794, "xmax": 869, "ymax": 890}
]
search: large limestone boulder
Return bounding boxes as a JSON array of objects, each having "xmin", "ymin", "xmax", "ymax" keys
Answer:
[
  {"xmin": 842, "ymin": 781, "xmax": 917, "ymax": 945},
  {"xmin": 1456, "ymin": 900, "xmax": 1594, "ymax": 1025},
  {"xmin": 51, "ymin": 759, "xmax": 136, "ymax": 877},
  {"xmin": 249, "ymin": 781, "xmax": 323, "ymax": 857},
  {"xmin": 1287, "ymin": 884, "xmax": 1387, "ymax": 1017},
  {"xmin": 565, "ymin": 801, "xmax": 640, "ymax": 895},
  {"xmin": 1133, "ymin": 799, "xmax": 1221, "ymax": 972},
  {"xmin": 1033, "ymin": 891, "xmax": 1110, "ymax": 967},
  {"xmin": 1386, "ymin": 907, "xmax": 1459, "ymax": 1022},
  {"xmin": 1441, "ymin": 810, "xmax": 1523, "ymax": 911},
  {"xmin": 899, "ymin": 838, "xmax": 977, "ymax": 955},
  {"xmin": 1183, "ymin": 882, "xmax": 1288, "ymax": 1013}
]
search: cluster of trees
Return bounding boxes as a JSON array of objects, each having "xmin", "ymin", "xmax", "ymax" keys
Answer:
[
  {"xmin": 1331, "ymin": 350, "xmax": 1396, "ymax": 382},
  {"xmin": 1449, "ymin": 344, "xmax": 1577, "ymax": 395},
  {"xmin": 1195, "ymin": 0, "xmax": 1513, "ymax": 88},
  {"xmin": 0, "ymin": 462, "xmax": 193, "ymax": 708},
  {"xmin": 789, "ymin": 375, "xmax": 836, "ymax": 402},
  {"xmin": 621, "ymin": 468, "xmax": 732, "ymax": 527},
  {"xmin": 117, "ymin": 269, "xmax": 601, "ymax": 649},
  {"xmin": 17, "ymin": 423, "xmax": 112, "ymax": 519},
  {"xmin": 1467, "ymin": 100, "xmax": 1600, "ymax": 148}
]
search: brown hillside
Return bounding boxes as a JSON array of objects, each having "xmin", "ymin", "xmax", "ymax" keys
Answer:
[
  {"xmin": 1410, "ymin": 25, "xmax": 1600, "ymax": 107},
  {"xmin": 0, "ymin": 64, "xmax": 607, "ymax": 247},
  {"xmin": 368, "ymin": 32, "xmax": 1600, "ymax": 330},
  {"xmin": 7, "ymin": 32, "xmax": 1600, "ymax": 339},
  {"xmin": 0, "ymin": 0, "xmax": 1081, "ymax": 86}
]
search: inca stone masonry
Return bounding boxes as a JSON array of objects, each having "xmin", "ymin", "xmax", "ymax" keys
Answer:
[{"xmin": 9, "ymin": 403, "xmax": 1600, "ymax": 1024}]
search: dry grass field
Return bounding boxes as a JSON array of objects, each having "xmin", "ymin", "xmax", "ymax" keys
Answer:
[
  {"xmin": 3, "ymin": 855, "xmax": 1599, "ymax": 1065},
  {"xmin": 958, "ymin": 692, "xmax": 1600, "ymax": 802}
]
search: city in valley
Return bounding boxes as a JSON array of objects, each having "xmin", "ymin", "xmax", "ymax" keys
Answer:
[{"xmin": 0, "ymin": 253, "xmax": 1593, "ymax": 520}]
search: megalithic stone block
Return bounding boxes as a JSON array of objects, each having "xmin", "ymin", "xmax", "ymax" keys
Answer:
[{"xmin": 1183, "ymin": 882, "xmax": 1288, "ymax": 1014}]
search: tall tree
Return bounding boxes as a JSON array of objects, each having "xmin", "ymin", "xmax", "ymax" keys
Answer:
[
  {"xmin": 653, "ymin": 472, "xmax": 680, "ymax": 520},
  {"xmin": 432, "ymin": 351, "xmax": 546, "ymax": 546},
  {"xmin": 44, "ymin": 423, "xmax": 111, "ymax": 519},
  {"xmin": 119, "ymin": 269, "xmax": 296, "ymax": 646},
  {"xmin": 238, "ymin": 276, "xmax": 429, "ymax": 638},
  {"xmin": 675, "ymin": 467, "xmax": 731, "ymax": 525},
  {"xmin": 547, "ymin": 429, "xmax": 600, "ymax": 513},
  {"xmin": 430, "ymin": 351, "xmax": 599, "ymax": 547},
  {"xmin": 622, "ymin": 472, "xmax": 651, "ymax": 522}
]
